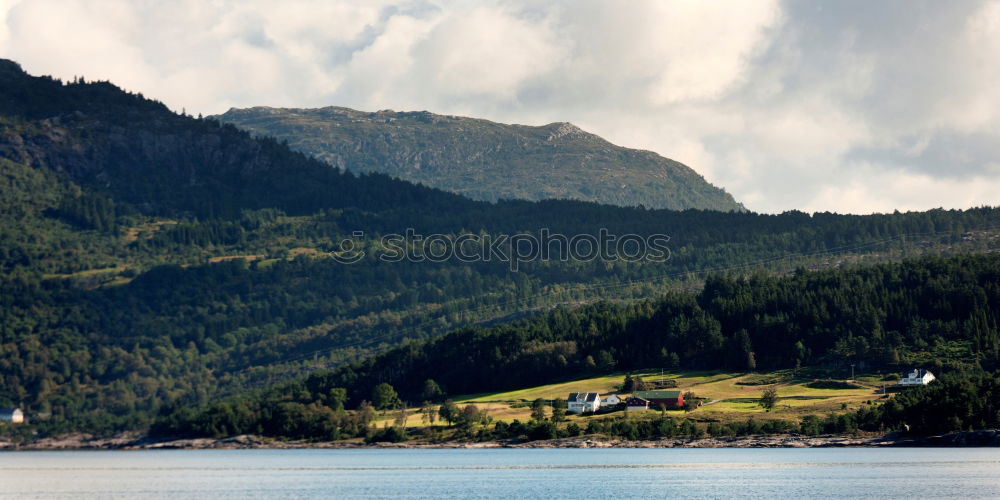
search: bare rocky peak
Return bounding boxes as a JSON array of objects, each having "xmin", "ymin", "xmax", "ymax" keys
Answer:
[
  {"xmin": 545, "ymin": 122, "xmax": 587, "ymax": 142},
  {"xmin": 213, "ymin": 105, "xmax": 745, "ymax": 211}
]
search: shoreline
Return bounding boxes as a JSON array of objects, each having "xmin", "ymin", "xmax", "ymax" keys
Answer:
[{"xmin": 3, "ymin": 430, "xmax": 998, "ymax": 450}]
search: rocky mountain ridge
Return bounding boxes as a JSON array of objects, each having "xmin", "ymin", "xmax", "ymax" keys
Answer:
[{"xmin": 215, "ymin": 106, "xmax": 744, "ymax": 211}]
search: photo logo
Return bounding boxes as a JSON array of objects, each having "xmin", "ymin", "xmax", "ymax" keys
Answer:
[
  {"xmin": 330, "ymin": 231, "xmax": 366, "ymax": 264},
  {"xmin": 331, "ymin": 228, "xmax": 670, "ymax": 270}
]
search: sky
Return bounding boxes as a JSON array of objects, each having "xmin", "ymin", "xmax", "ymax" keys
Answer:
[{"xmin": 1, "ymin": 0, "xmax": 998, "ymax": 214}]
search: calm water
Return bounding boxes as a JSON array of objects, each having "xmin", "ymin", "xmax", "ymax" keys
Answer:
[{"xmin": 1, "ymin": 448, "xmax": 999, "ymax": 499}]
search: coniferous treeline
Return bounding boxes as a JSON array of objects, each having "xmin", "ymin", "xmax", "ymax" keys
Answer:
[
  {"xmin": 869, "ymin": 369, "xmax": 1000, "ymax": 434},
  {"xmin": 155, "ymin": 253, "xmax": 1000, "ymax": 440},
  {"xmin": 307, "ymin": 253, "xmax": 1000, "ymax": 405},
  {"xmin": 4, "ymin": 145, "xmax": 997, "ymax": 436},
  {"xmin": 46, "ymin": 192, "xmax": 119, "ymax": 232}
]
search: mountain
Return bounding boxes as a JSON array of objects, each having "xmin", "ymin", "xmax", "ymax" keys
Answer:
[
  {"xmin": 213, "ymin": 106, "xmax": 744, "ymax": 211},
  {"xmin": 0, "ymin": 58, "xmax": 998, "ymax": 438},
  {"xmin": 0, "ymin": 60, "xmax": 472, "ymax": 221}
]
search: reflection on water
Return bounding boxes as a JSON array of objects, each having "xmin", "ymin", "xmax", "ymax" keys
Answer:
[{"xmin": 2, "ymin": 448, "xmax": 999, "ymax": 499}]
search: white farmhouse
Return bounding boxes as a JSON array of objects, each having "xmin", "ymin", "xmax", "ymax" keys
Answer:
[
  {"xmin": 0, "ymin": 408, "xmax": 24, "ymax": 424},
  {"xmin": 567, "ymin": 392, "xmax": 601, "ymax": 414},
  {"xmin": 601, "ymin": 394, "xmax": 621, "ymax": 408},
  {"xmin": 897, "ymin": 369, "xmax": 935, "ymax": 386}
]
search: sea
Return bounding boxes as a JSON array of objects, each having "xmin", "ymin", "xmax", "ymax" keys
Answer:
[{"xmin": 1, "ymin": 448, "xmax": 999, "ymax": 499}]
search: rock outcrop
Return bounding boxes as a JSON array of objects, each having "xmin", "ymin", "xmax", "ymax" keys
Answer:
[{"xmin": 214, "ymin": 106, "xmax": 744, "ymax": 212}]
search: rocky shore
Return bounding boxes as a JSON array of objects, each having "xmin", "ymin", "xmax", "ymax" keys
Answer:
[{"xmin": 3, "ymin": 430, "xmax": 998, "ymax": 450}]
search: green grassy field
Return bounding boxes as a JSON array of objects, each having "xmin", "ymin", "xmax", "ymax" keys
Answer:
[{"xmin": 371, "ymin": 369, "xmax": 885, "ymax": 429}]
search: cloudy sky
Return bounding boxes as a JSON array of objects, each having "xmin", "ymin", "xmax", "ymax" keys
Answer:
[{"xmin": 1, "ymin": 0, "xmax": 998, "ymax": 214}]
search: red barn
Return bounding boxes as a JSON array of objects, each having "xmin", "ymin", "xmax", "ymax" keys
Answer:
[{"xmin": 634, "ymin": 390, "xmax": 684, "ymax": 410}]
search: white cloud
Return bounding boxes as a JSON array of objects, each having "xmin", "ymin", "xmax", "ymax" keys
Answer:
[
  {"xmin": 410, "ymin": 6, "xmax": 561, "ymax": 99},
  {"xmin": 804, "ymin": 164, "xmax": 1000, "ymax": 214},
  {"xmin": 0, "ymin": 0, "xmax": 13, "ymax": 47},
  {"xmin": 334, "ymin": 13, "xmax": 437, "ymax": 109},
  {"xmin": 4, "ymin": 0, "xmax": 147, "ymax": 85},
  {"xmin": 934, "ymin": 0, "xmax": 1000, "ymax": 133},
  {"xmin": 644, "ymin": 1, "xmax": 782, "ymax": 104},
  {"xmin": 1, "ymin": 0, "xmax": 997, "ymax": 214}
]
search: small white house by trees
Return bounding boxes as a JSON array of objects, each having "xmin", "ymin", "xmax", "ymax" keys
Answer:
[
  {"xmin": 601, "ymin": 394, "xmax": 621, "ymax": 408},
  {"xmin": 0, "ymin": 408, "xmax": 24, "ymax": 424},
  {"xmin": 567, "ymin": 392, "xmax": 601, "ymax": 413},
  {"xmin": 897, "ymin": 369, "xmax": 935, "ymax": 386}
]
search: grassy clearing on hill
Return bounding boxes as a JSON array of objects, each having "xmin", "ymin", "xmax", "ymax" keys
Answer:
[{"xmin": 375, "ymin": 369, "xmax": 884, "ymax": 429}]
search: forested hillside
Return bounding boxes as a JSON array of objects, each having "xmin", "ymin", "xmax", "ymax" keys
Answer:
[
  {"xmin": 158, "ymin": 253, "xmax": 1000, "ymax": 440},
  {"xmin": 299, "ymin": 252, "xmax": 1000, "ymax": 397},
  {"xmin": 1, "ymin": 59, "xmax": 999, "ymax": 438},
  {"xmin": 216, "ymin": 106, "xmax": 744, "ymax": 211}
]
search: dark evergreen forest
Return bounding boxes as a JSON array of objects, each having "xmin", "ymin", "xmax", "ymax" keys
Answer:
[
  {"xmin": 1, "ymin": 59, "xmax": 998, "ymax": 439},
  {"xmin": 156, "ymin": 253, "xmax": 1000, "ymax": 440}
]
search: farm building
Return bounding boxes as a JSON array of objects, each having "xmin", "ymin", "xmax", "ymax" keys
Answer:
[
  {"xmin": 897, "ymin": 369, "xmax": 935, "ymax": 386},
  {"xmin": 633, "ymin": 390, "xmax": 684, "ymax": 410},
  {"xmin": 567, "ymin": 392, "xmax": 601, "ymax": 413},
  {"xmin": 601, "ymin": 394, "xmax": 621, "ymax": 408},
  {"xmin": 625, "ymin": 397, "xmax": 650, "ymax": 411},
  {"xmin": 0, "ymin": 408, "xmax": 24, "ymax": 424}
]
